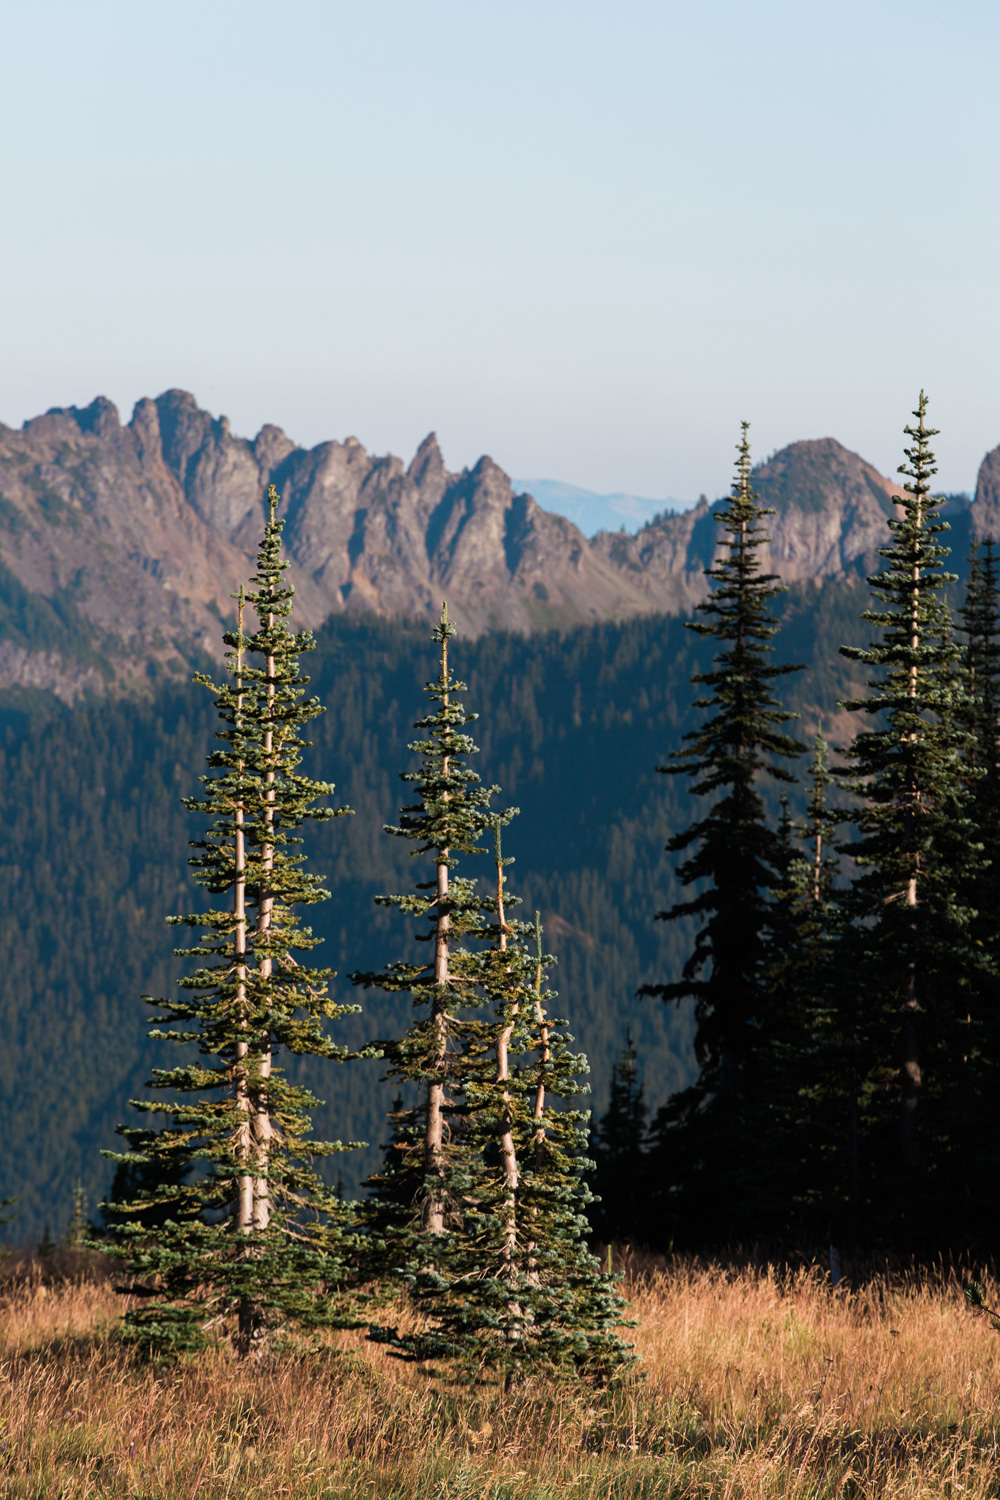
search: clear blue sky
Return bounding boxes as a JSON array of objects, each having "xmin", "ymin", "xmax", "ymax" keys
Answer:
[{"xmin": 2, "ymin": 0, "xmax": 998, "ymax": 499}]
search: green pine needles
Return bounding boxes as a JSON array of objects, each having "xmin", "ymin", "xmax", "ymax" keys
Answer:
[
  {"xmin": 353, "ymin": 603, "xmax": 496, "ymax": 1263},
  {"xmin": 358, "ymin": 610, "xmax": 632, "ymax": 1378},
  {"xmin": 838, "ymin": 394, "xmax": 989, "ymax": 1235},
  {"xmin": 107, "ymin": 487, "xmax": 368, "ymax": 1356},
  {"xmin": 642, "ymin": 422, "xmax": 803, "ymax": 1242}
]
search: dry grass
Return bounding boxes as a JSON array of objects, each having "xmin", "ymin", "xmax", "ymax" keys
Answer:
[{"xmin": 2, "ymin": 1249, "xmax": 1000, "ymax": 1498}]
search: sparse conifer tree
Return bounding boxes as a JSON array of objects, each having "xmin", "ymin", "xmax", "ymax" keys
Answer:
[
  {"xmin": 106, "ymin": 488, "xmax": 367, "ymax": 1355},
  {"xmin": 507, "ymin": 904, "xmax": 634, "ymax": 1376},
  {"xmin": 353, "ymin": 605, "xmax": 496, "ymax": 1281},
  {"xmin": 837, "ymin": 395, "xmax": 987, "ymax": 1242},
  {"xmin": 373, "ymin": 816, "xmax": 633, "ymax": 1376}
]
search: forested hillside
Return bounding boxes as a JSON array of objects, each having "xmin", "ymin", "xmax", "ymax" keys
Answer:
[{"xmin": 0, "ymin": 587, "xmax": 868, "ymax": 1239}]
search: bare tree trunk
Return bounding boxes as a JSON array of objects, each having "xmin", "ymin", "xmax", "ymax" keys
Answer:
[
  {"xmin": 253, "ymin": 629, "xmax": 276, "ymax": 1235},
  {"xmin": 233, "ymin": 593, "xmax": 253, "ymax": 1238},
  {"xmin": 527, "ymin": 916, "xmax": 549, "ymax": 1287},
  {"xmin": 238, "ymin": 588, "xmax": 275, "ymax": 1358},
  {"xmin": 531, "ymin": 926, "xmax": 550, "ymax": 1168},
  {"xmin": 424, "ymin": 626, "xmax": 451, "ymax": 1236},
  {"xmin": 494, "ymin": 854, "xmax": 520, "ymax": 1285}
]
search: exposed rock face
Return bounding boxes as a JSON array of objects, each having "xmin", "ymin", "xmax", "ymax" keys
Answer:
[
  {"xmin": 590, "ymin": 437, "xmax": 907, "ymax": 610},
  {"xmin": 974, "ymin": 444, "xmax": 1000, "ymax": 539},
  {"xmin": 0, "ymin": 390, "xmax": 991, "ymax": 696}
]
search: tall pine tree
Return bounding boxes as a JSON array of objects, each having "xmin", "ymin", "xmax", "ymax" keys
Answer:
[
  {"xmin": 107, "ymin": 488, "xmax": 366, "ymax": 1355},
  {"xmin": 353, "ymin": 605, "xmax": 496, "ymax": 1279},
  {"xmin": 837, "ymin": 395, "xmax": 987, "ymax": 1243},
  {"xmin": 642, "ymin": 423, "xmax": 803, "ymax": 1245},
  {"xmin": 371, "ymin": 818, "xmax": 632, "ymax": 1377}
]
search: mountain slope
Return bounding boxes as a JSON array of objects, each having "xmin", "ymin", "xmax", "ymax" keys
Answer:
[{"xmin": 0, "ymin": 391, "xmax": 995, "ymax": 700}]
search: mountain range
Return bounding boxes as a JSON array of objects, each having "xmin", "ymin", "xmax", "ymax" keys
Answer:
[{"xmin": 3, "ymin": 389, "xmax": 999, "ymax": 702}]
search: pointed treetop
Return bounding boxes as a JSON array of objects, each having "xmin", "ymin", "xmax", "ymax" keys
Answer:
[
  {"xmin": 267, "ymin": 482, "xmax": 280, "ymax": 524},
  {"xmin": 899, "ymin": 391, "xmax": 940, "ymax": 501},
  {"xmin": 736, "ymin": 421, "xmax": 752, "ymax": 498},
  {"xmin": 432, "ymin": 601, "xmax": 456, "ymax": 646},
  {"xmin": 492, "ymin": 815, "xmax": 516, "ymax": 869}
]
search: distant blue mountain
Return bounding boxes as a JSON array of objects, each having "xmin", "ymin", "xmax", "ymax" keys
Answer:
[{"xmin": 513, "ymin": 478, "xmax": 687, "ymax": 537}]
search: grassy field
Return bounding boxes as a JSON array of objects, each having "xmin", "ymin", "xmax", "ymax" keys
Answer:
[{"xmin": 3, "ymin": 1251, "xmax": 1000, "ymax": 1498}]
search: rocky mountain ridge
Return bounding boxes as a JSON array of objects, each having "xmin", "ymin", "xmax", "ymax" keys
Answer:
[{"xmin": 0, "ymin": 389, "xmax": 997, "ymax": 700}]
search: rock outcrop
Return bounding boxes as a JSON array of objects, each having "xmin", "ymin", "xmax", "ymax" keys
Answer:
[{"xmin": 0, "ymin": 389, "xmax": 993, "ymax": 697}]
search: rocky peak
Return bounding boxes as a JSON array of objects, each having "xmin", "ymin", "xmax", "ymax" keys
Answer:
[
  {"xmin": 753, "ymin": 437, "xmax": 902, "ymax": 517},
  {"xmin": 3, "ymin": 390, "xmax": 997, "ymax": 701},
  {"xmin": 407, "ymin": 431, "xmax": 447, "ymax": 492},
  {"xmin": 254, "ymin": 424, "xmax": 297, "ymax": 478},
  {"xmin": 974, "ymin": 445, "xmax": 1000, "ymax": 539},
  {"xmin": 153, "ymin": 389, "xmax": 214, "ymax": 488},
  {"xmin": 67, "ymin": 396, "xmax": 122, "ymax": 440}
]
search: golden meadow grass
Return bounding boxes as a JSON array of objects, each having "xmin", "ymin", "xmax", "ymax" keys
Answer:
[{"xmin": 3, "ymin": 1252, "xmax": 1000, "ymax": 1498}]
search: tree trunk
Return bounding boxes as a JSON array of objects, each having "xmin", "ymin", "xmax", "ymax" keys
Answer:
[
  {"xmin": 237, "ymin": 598, "xmax": 275, "ymax": 1358},
  {"xmin": 527, "ymin": 921, "xmax": 549, "ymax": 1287},
  {"xmin": 424, "ymin": 630, "xmax": 451, "ymax": 1236},
  {"xmin": 899, "ymin": 493, "xmax": 923, "ymax": 1181},
  {"xmin": 494, "ymin": 858, "xmax": 520, "ymax": 1286},
  {"xmin": 233, "ymin": 597, "xmax": 253, "ymax": 1238}
]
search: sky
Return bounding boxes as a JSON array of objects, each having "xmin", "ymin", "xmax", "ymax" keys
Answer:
[{"xmin": 2, "ymin": 0, "xmax": 999, "ymax": 503}]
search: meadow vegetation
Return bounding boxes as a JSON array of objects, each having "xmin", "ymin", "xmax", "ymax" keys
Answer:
[{"xmin": 3, "ymin": 1250, "xmax": 999, "ymax": 1499}]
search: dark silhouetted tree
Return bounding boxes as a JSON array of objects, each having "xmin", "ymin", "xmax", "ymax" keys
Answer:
[
  {"xmin": 643, "ymin": 423, "xmax": 803, "ymax": 1245},
  {"xmin": 837, "ymin": 394, "xmax": 987, "ymax": 1243}
]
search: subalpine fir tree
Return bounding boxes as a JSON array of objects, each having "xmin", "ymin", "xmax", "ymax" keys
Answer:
[
  {"xmin": 590, "ymin": 1029, "xmax": 649, "ymax": 1245},
  {"xmin": 107, "ymin": 488, "xmax": 366, "ymax": 1355},
  {"xmin": 642, "ymin": 423, "xmax": 803, "ymax": 1244},
  {"xmin": 354, "ymin": 604, "xmax": 496, "ymax": 1280},
  {"xmin": 506, "ymin": 902, "xmax": 633, "ymax": 1376},
  {"xmin": 377, "ymin": 818, "xmax": 632, "ymax": 1377},
  {"xmin": 838, "ymin": 395, "xmax": 987, "ymax": 1243}
]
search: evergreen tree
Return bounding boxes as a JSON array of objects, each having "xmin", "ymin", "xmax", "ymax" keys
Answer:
[
  {"xmin": 590, "ymin": 1029, "xmax": 649, "ymax": 1245},
  {"xmin": 98, "ymin": 1154, "xmax": 194, "ymax": 1237},
  {"xmin": 106, "ymin": 487, "xmax": 367, "ymax": 1355},
  {"xmin": 372, "ymin": 817, "xmax": 633, "ymax": 1377},
  {"xmin": 66, "ymin": 1183, "xmax": 88, "ymax": 1248},
  {"xmin": 642, "ymin": 423, "xmax": 803, "ymax": 1244},
  {"xmin": 758, "ymin": 741, "xmax": 853, "ymax": 1239},
  {"xmin": 837, "ymin": 394, "xmax": 987, "ymax": 1243},
  {"xmin": 508, "ymin": 904, "xmax": 634, "ymax": 1376},
  {"xmin": 353, "ymin": 604, "xmax": 496, "ymax": 1279}
]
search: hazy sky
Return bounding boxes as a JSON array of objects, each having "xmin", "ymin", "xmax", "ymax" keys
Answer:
[{"xmin": 2, "ymin": 0, "xmax": 998, "ymax": 500}]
